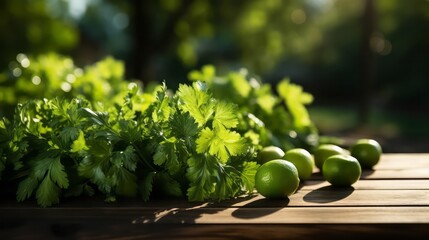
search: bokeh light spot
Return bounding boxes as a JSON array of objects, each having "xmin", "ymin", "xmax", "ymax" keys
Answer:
[
  {"xmin": 370, "ymin": 33, "xmax": 392, "ymax": 55},
  {"xmin": 12, "ymin": 68, "xmax": 22, "ymax": 77},
  {"xmin": 61, "ymin": 82, "xmax": 72, "ymax": 92},
  {"xmin": 291, "ymin": 9, "xmax": 306, "ymax": 24},
  {"xmin": 32, "ymin": 76, "xmax": 41, "ymax": 85},
  {"xmin": 66, "ymin": 74, "xmax": 76, "ymax": 83},
  {"xmin": 74, "ymin": 68, "xmax": 83, "ymax": 77},
  {"xmin": 113, "ymin": 13, "xmax": 129, "ymax": 30}
]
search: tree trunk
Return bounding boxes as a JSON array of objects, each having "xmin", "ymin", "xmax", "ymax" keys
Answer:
[
  {"xmin": 129, "ymin": 0, "xmax": 195, "ymax": 83},
  {"xmin": 130, "ymin": 0, "xmax": 154, "ymax": 83},
  {"xmin": 358, "ymin": 0, "xmax": 376, "ymax": 126}
]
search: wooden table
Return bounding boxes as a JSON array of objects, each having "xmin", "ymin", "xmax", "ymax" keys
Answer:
[{"xmin": 1, "ymin": 153, "xmax": 429, "ymax": 239}]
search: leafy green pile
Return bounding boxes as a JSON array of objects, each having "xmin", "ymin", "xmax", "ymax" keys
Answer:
[
  {"xmin": 0, "ymin": 54, "xmax": 317, "ymax": 207},
  {"xmin": 0, "ymin": 53, "xmax": 132, "ymax": 118},
  {"xmin": 188, "ymin": 65, "xmax": 318, "ymax": 150}
]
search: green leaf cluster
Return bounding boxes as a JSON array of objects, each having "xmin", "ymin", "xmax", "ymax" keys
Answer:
[
  {"xmin": 188, "ymin": 65, "xmax": 319, "ymax": 152},
  {"xmin": 0, "ymin": 53, "xmax": 132, "ymax": 119},
  {"xmin": 0, "ymin": 55, "xmax": 318, "ymax": 207}
]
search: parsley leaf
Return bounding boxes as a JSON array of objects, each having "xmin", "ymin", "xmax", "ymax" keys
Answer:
[
  {"xmin": 186, "ymin": 155, "xmax": 216, "ymax": 201},
  {"xmin": 17, "ymin": 150, "xmax": 70, "ymax": 207},
  {"xmin": 240, "ymin": 161, "xmax": 259, "ymax": 193},
  {"xmin": 277, "ymin": 79, "xmax": 313, "ymax": 129},
  {"xmin": 169, "ymin": 111, "xmax": 198, "ymax": 149},
  {"xmin": 70, "ymin": 130, "xmax": 89, "ymax": 153},
  {"xmin": 36, "ymin": 175, "xmax": 60, "ymax": 207},
  {"xmin": 196, "ymin": 127, "xmax": 247, "ymax": 163},
  {"xmin": 188, "ymin": 65, "xmax": 216, "ymax": 83},
  {"xmin": 213, "ymin": 165, "xmax": 242, "ymax": 200},
  {"xmin": 115, "ymin": 168, "xmax": 138, "ymax": 197},
  {"xmin": 16, "ymin": 175, "xmax": 38, "ymax": 202},
  {"xmin": 140, "ymin": 171, "xmax": 156, "ymax": 201},
  {"xmin": 177, "ymin": 82, "xmax": 215, "ymax": 127},
  {"xmin": 153, "ymin": 138, "xmax": 180, "ymax": 174},
  {"xmin": 212, "ymin": 101, "xmax": 239, "ymax": 130},
  {"xmin": 0, "ymin": 118, "xmax": 26, "ymax": 178},
  {"xmin": 50, "ymin": 157, "xmax": 69, "ymax": 189}
]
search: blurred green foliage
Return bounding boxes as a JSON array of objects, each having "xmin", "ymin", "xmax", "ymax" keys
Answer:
[
  {"xmin": 0, "ymin": 0, "xmax": 78, "ymax": 68},
  {"xmin": 1, "ymin": 0, "xmax": 429, "ymax": 117},
  {"xmin": 0, "ymin": 53, "xmax": 318, "ymax": 151},
  {"xmin": 0, "ymin": 53, "xmax": 137, "ymax": 118}
]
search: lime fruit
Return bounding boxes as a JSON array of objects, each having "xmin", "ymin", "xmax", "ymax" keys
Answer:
[
  {"xmin": 322, "ymin": 154, "xmax": 362, "ymax": 187},
  {"xmin": 257, "ymin": 146, "xmax": 285, "ymax": 164},
  {"xmin": 350, "ymin": 139, "xmax": 382, "ymax": 169},
  {"xmin": 255, "ymin": 159, "xmax": 300, "ymax": 198},
  {"xmin": 314, "ymin": 144, "xmax": 345, "ymax": 170},
  {"xmin": 284, "ymin": 148, "xmax": 314, "ymax": 181}
]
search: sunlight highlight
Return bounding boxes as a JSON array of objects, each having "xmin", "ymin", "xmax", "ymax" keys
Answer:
[{"xmin": 291, "ymin": 9, "xmax": 306, "ymax": 24}]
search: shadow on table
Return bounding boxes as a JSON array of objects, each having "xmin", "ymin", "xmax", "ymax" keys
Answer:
[
  {"xmin": 361, "ymin": 169, "xmax": 376, "ymax": 178},
  {"xmin": 133, "ymin": 194, "xmax": 267, "ymax": 224},
  {"xmin": 303, "ymin": 186, "xmax": 355, "ymax": 203},
  {"xmin": 231, "ymin": 198, "xmax": 290, "ymax": 219},
  {"xmin": 132, "ymin": 193, "xmax": 291, "ymax": 223}
]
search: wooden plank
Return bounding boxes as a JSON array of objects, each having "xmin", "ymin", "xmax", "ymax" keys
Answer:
[
  {"xmin": 301, "ymin": 179, "xmax": 429, "ymax": 190},
  {"xmin": 2, "ymin": 222, "xmax": 429, "ymax": 240},
  {"xmin": 1, "ymin": 153, "xmax": 429, "ymax": 239},
  {"xmin": 311, "ymin": 154, "xmax": 429, "ymax": 180},
  {"xmin": 292, "ymin": 189, "xmax": 429, "ymax": 206},
  {"xmin": 361, "ymin": 153, "xmax": 429, "ymax": 179},
  {"xmin": 311, "ymin": 153, "xmax": 429, "ymax": 179},
  {"xmin": 359, "ymin": 169, "xmax": 428, "ymax": 179},
  {"xmin": 361, "ymin": 169, "xmax": 429, "ymax": 179},
  {"xmin": 135, "ymin": 206, "xmax": 429, "ymax": 224},
  {"xmin": 220, "ymin": 189, "xmax": 429, "ymax": 208},
  {"xmin": 311, "ymin": 168, "xmax": 429, "ymax": 180},
  {"xmin": 376, "ymin": 154, "xmax": 429, "ymax": 170},
  {"xmin": 2, "ymin": 188, "xmax": 429, "ymax": 210},
  {"xmin": 1, "ymin": 206, "xmax": 429, "ymax": 224},
  {"xmin": 309, "ymin": 153, "xmax": 429, "ymax": 172},
  {"xmin": 2, "ymin": 180, "xmax": 429, "ymax": 209}
]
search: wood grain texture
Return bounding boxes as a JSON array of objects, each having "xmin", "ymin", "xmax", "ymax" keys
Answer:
[
  {"xmin": 376, "ymin": 154, "xmax": 429, "ymax": 170},
  {"xmin": 1, "ymin": 206, "xmax": 429, "ymax": 224},
  {"xmin": 301, "ymin": 179, "xmax": 429, "ymax": 190},
  {"xmin": 311, "ymin": 154, "xmax": 429, "ymax": 179},
  {"xmin": 312, "ymin": 169, "xmax": 429, "ymax": 180},
  {"xmin": 2, "ymin": 223, "xmax": 429, "ymax": 240},
  {"xmin": 1, "ymin": 153, "xmax": 429, "ymax": 239},
  {"xmin": 136, "ymin": 206, "xmax": 429, "ymax": 224},
  {"xmin": 231, "ymin": 189, "xmax": 429, "ymax": 207}
]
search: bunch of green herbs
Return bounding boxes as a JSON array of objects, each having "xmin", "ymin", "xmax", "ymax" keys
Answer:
[{"xmin": 0, "ymin": 54, "xmax": 317, "ymax": 207}]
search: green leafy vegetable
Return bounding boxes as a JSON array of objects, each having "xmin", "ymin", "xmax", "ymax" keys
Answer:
[
  {"xmin": 188, "ymin": 65, "xmax": 319, "ymax": 151},
  {"xmin": 0, "ymin": 54, "xmax": 319, "ymax": 207},
  {"xmin": 277, "ymin": 79, "xmax": 314, "ymax": 129},
  {"xmin": 196, "ymin": 127, "xmax": 247, "ymax": 163}
]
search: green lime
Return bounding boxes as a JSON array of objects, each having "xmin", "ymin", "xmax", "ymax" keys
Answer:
[
  {"xmin": 350, "ymin": 139, "xmax": 382, "ymax": 169},
  {"xmin": 322, "ymin": 154, "xmax": 362, "ymax": 187},
  {"xmin": 314, "ymin": 144, "xmax": 345, "ymax": 170},
  {"xmin": 257, "ymin": 146, "xmax": 285, "ymax": 164},
  {"xmin": 255, "ymin": 159, "xmax": 300, "ymax": 198},
  {"xmin": 284, "ymin": 148, "xmax": 314, "ymax": 181}
]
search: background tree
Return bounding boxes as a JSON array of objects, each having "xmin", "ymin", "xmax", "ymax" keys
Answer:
[{"xmin": 1, "ymin": 0, "xmax": 429, "ymax": 149}]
